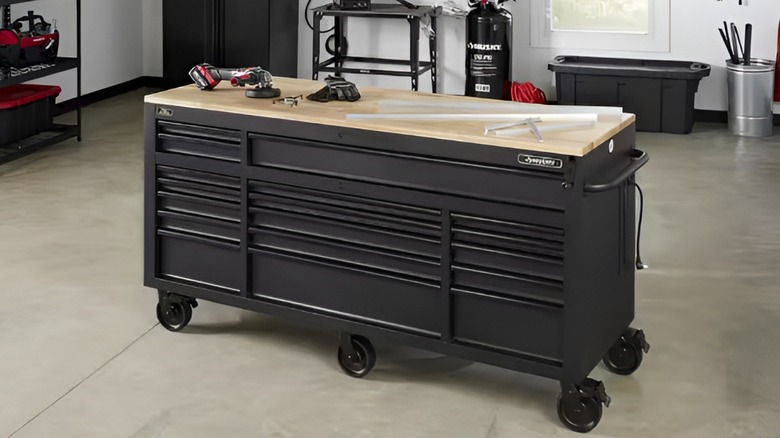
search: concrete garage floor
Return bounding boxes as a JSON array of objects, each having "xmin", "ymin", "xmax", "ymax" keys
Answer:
[{"xmin": 0, "ymin": 88, "xmax": 779, "ymax": 438}]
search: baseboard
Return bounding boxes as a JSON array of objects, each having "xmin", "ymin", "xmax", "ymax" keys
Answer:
[
  {"xmin": 694, "ymin": 109, "xmax": 780, "ymax": 126},
  {"xmin": 55, "ymin": 76, "xmax": 167, "ymax": 115}
]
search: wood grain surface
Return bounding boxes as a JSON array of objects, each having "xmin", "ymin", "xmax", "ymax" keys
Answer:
[{"xmin": 145, "ymin": 77, "xmax": 635, "ymax": 157}]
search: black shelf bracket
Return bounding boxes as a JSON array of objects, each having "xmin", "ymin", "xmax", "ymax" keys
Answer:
[{"xmin": 1, "ymin": 5, "xmax": 10, "ymax": 28}]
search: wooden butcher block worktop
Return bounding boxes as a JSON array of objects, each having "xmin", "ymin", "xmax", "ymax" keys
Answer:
[{"xmin": 145, "ymin": 77, "xmax": 635, "ymax": 157}]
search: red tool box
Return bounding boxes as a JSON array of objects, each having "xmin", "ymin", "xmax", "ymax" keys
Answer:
[{"xmin": 0, "ymin": 84, "xmax": 61, "ymax": 146}]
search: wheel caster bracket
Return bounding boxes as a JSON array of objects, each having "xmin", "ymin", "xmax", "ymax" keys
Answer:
[
  {"xmin": 156, "ymin": 291, "xmax": 196, "ymax": 332},
  {"xmin": 338, "ymin": 332, "xmax": 358, "ymax": 359},
  {"xmin": 336, "ymin": 332, "xmax": 376, "ymax": 378},
  {"xmin": 627, "ymin": 328, "xmax": 650, "ymax": 354},
  {"xmin": 563, "ymin": 378, "xmax": 611, "ymax": 410}
]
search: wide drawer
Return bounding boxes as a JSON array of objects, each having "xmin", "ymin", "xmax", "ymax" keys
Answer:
[
  {"xmin": 250, "ymin": 250, "xmax": 440, "ymax": 335},
  {"xmin": 249, "ymin": 133, "xmax": 567, "ymax": 207},
  {"xmin": 158, "ymin": 230, "xmax": 241, "ymax": 293},
  {"xmin": 250, "ymin": 208, "xmax": 440, "ymax": 259},
  {"xmin": 250, "ymin": 228, "xmax": 439, "ymax": 281},
  {"xmin": 453, "ymin": 289, "xmax": 563, "ymax": 361},
  {"xmin": 157, "ymin": 120, "xmax": 241, "ymax": 162}
]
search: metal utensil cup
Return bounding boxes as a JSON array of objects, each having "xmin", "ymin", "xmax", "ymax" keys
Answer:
[{"xmin": 727, "ymin": 59, "xmax": 775, "ymax": 137}]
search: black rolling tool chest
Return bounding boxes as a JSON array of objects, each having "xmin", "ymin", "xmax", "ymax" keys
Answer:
[{"xmin": 144, "ymin": 78, "xmax": 650, "ymax": 433}]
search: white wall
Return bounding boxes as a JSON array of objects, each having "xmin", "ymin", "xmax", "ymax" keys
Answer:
[
  {"xmin": 297, "ymin": 0, "xmax": 780, "ymax": 112},
  {"xmin": 142, "ymin": 0, "xmax": 162, "ymax": 77},
  {"xmin": 20, "ymin": 0, "xmax": 144, "ymax": 101},
  {"xmin": 11, "ymin": 0, "xmax": 778, "ymax": 111}
]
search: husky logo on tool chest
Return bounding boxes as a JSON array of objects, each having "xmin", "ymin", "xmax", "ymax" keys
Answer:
[
  {"xmin": 157, "ymin": 107, "xmax": 173, "ymax": 117},
  {"xmin": 517, "ymin": 154, "xmax": 563, "ymax": 169}
]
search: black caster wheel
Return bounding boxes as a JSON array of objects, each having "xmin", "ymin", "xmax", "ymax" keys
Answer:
[
  {"xmin": 603, "ymin": 328, "xmax": 649, "ymax": 375},
  {"xmin": 156, "ymin": 298, "xmax": 193, "ymax": 332},
  {"xmin": 557, "ymin": 393, "xmax": 603, "ymax": 433},
  {"xmin": 337, "ymin": 335, "xmax": 376, "ymax": 378}
]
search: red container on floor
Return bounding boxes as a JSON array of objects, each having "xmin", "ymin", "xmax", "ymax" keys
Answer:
[{"xmin": 0, "ymin": 84, "xmax": 61, "ymax": 146}]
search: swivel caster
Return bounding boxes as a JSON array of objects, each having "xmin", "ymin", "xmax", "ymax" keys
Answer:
[
  {"xmin": 557, "ymin": 379, "xmax": 610, "ymax": 433},
  {"xmin": 156, "ymin": 292, "xmax": 198, "ymax": 332},
  {"xmin": 336, "ymin": 333, "xmax": 376, "ymax": 378},
  {"xmin": 603, "ymin": 328, "xmax": 650, "ymax": 375}
]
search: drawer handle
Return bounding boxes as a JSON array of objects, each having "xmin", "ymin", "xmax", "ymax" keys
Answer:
[
  {"xmin": 584, "ymin": 149, "xmax": 648, "ymax": 193},
  {"xmin": 158, "ymin": 133, "xmax": 239, "ymax": 149},
  {"xmin": 158, "ymin": 229, "xmax": 239, "ymax": 249}
]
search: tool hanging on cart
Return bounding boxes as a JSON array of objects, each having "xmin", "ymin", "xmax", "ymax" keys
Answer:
[
  {"xmin": 0, "ymin": 10, "xmax": 59, "ymax": 68},
  {"xmin": 188, "ymin": 63, "xmax": 281, "ymax": 98}
]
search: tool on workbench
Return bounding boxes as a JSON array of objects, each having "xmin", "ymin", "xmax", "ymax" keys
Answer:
[
  {"xmin": 484, "ymin": 117, "xmax": 542, "ymax": 134},
  {"xmin": 492, "ymin": 121, "xmax": 597, "ymax": 140},
  {"xmin": 347, "ymin": 113, "xmax": 598, "ymax": 123},
  {"xmin": 274, "ymin": 95, "xmax": 304, "ymax": 107},
  {"xmin": 188, "ymin": 64, "xmax": 281, "ymax": 98},
  {"xmin": 307, "ymin": 76, "xmax": 361, "ymax": 102}
]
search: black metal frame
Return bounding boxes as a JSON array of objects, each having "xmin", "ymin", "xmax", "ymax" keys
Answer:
[
  {"xmin": 311, "ymin": 4, "xmax": 438, "ymax": 92},
  {"xmin": 144, "ymin": 103, "xmax": 646, "ymax": 428},
  {"xmin": 0, "ymin": 0, "xmax": 82, "ymax": 166}
]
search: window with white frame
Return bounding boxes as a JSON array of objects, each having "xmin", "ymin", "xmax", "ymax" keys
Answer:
[{"xmin": 530, "ymin": 0, "xmax": 670, "ymax": 52}]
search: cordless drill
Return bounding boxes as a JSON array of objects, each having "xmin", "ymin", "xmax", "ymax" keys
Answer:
[{"xmin": 188, "ymin": 63, "xmax": 281, "ymax": 98}]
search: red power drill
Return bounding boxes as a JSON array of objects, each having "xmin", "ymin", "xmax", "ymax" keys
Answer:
[{"xmin": 188, "ymin": 63, "xmax": 281, "ymax": 98}]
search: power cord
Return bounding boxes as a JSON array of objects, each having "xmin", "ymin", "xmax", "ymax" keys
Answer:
[
  {"xmin": 305, "ymin": 0, "xmax": 336, "ymax": 32},
  {"xmin": 632, "ymin": 182, "xmax": 648, "ymax": 270}
]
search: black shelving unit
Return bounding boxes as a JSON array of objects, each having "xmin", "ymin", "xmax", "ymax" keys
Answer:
[{"xmin": 0, "ymin": 0, "xmax": 81, "ymax": 166}]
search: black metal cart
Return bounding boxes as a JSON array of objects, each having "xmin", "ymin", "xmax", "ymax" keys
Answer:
[
  {"xmin": 144, "ymin": 79, "xmax": 649, "ymax": 433},
  {"xmin": 311, "ymin": 4, "xmax": 439, "ymax": 92}
]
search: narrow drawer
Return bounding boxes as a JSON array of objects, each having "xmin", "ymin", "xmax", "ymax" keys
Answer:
[
  {"xmin": 452, "ymin": 265, "xmax": 563, "ymax": 305},
  {"xmin": 158, "ymin": 230, "xmax": 241, "ymax": 293},
  {"xmin": 249, "ymin": 133, "xmax": 567, "ymax": 206},
  {"xmin": 453, "ymin": 289, "xmax": 563, "ymax": 361},
  {"xmin": 157, "ymin": 121, "xmax": 241, "ymax": 162},
  {"xmin": 250, "ymin": 228, "xmax": 440, "ymax": 281},
  {"xmin": 452, "ymin": 244, "xmax": 563, "ymax": 282},
  {"xmin": 159, "ymin": 193, "xmax": 240, "ymax": 222},
  {"xmin": 159, "ymin": 211, "xmax": 240, "ymax": 242},
  {"xmin": 250, "ymin": 249, "xmax": 440, "ymax": 334}
]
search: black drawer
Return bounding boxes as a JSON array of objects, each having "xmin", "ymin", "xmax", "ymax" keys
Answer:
[
  {"xmin": 249, "ymin": 228, "xmax": 440, "ymax": 281},
  {"xmin": 452, "ymin": 266, "xmax": 563, "ymax": 305},
  {"xmin": 157, "ymin": 166, "xmax": 240, "ymax": 222},
  {"xmin": 157, "ymin": 120, "xmax": 241, "ymax": 162},
  {"xmin": 249, "ymin": 133, "xmax": 567, "ymax": 207},
  {"xmin": 453, "ymin": 289, "xmax": 563, "ymax": 362},
  {"xmin": 158, "ymin": 230, "xmax": 241, "ymax": 293},
  {"xmin": 248, "ymin": 181, "xmax": 442, "ymax": 253},
  {"xmin": 250, "ymin": 249, "xmax": 440, "ymax": 335},
  {"xmin": 159, "ymin": 211, "xmax": 240, "ymax": 242},
  {"xmin": 450, "ymin": 212, "xmax": 564, "ymax": 305},
  {"xmin": 250, "ymin": 208, "xmax": 441, "ymax": 259}
]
